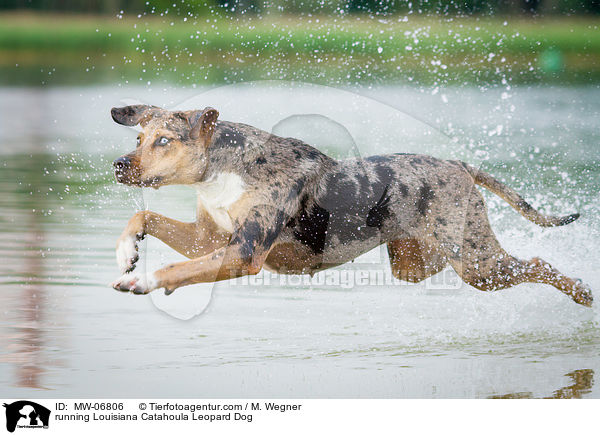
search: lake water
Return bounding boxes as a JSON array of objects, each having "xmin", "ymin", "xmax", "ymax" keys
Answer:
[{"xmin": 0, "ymin": 83, "xmax": 599, "ymax": 398}]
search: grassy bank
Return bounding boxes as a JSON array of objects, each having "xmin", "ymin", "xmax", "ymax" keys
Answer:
[{"xmin": 1, "ymin": 12, "xmax": 599, "ymax": 86}]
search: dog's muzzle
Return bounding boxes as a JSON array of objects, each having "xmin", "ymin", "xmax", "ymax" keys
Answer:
[{"xmin": 113, "ymin": 156, "xmax": 133, "ymax": 183}]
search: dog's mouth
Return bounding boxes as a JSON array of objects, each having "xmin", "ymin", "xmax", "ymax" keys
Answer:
[
  {"xmin": 139, "ymin": 176, "xmax": 164, "ymax": 189},
  {"xmin": 114, "ymin": 169, "xmax": 138, "ymax": 186},
  {"xmin": 114, "ymin": 168, "xmax": 163, "ymax": 189}
]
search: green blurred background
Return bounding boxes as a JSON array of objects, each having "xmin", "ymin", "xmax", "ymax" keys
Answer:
[{"xmin": 1, "ymin": 0, "xmax": 599, "ymax": 87}]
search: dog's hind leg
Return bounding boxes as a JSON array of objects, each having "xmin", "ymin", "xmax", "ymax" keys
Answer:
[
  {"xmin": 450, "ymin": 251, "xmax": 593, "ymax": 307},
  {"xmin": 441, "ymin": 189, "xmax": 592, "ymax": 306},
  {"xmin": 116, "ymin": 209, "xmax": 230, "ymax": 273},
  {"xmin": 387, "ymin": 238, "xmax": 447, "ymax": 283}
]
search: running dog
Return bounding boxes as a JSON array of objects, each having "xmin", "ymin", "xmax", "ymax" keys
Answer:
[{"xmin": 110, "ymin": 104, "xmax": 592, "ymax": 307}]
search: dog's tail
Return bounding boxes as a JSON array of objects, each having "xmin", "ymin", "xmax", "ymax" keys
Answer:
[{"xmin": 460, "ymin": 162, "xmax": 580, "ymax": 227}]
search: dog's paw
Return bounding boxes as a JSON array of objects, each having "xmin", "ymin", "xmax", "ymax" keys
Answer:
[
  {"xmin": 572, "ymin": 280, "xmax": 593, "ymax": 307},
  {"xmin": 116, "ymin": 235, "xmax": 139, "ymax": 274},
  {"xmin": 111, "ymin": 271, "xmax": 157, "ymax": 295}
]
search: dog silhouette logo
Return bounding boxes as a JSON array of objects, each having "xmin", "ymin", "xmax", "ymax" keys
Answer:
[{"xmin": 3, "ymin": 401, "xmax": 50, "ymax": 432}]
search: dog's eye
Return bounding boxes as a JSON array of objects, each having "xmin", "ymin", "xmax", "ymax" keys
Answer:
[
  {"xmin": 136, "ymin": 137, "xmax": 141, "ymax": 147},
  {"xmin": 157, "ymin": 137, "xmax": 169, "ymax": 146}
]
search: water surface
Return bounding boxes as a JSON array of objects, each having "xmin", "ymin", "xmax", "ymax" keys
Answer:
[{"xmin": 0, "ymin": 84, "xmax": 599, "ymax": 398}]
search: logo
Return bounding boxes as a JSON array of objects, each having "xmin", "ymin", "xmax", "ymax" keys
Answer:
[{"xmin": 3, "ymin": 401, "xmax": 50, "ymax": 433}]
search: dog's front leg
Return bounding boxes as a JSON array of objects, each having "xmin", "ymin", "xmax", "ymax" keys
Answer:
[
  {"xmin": 115, "ymin": 210, "xmax": 229, "ymax": 274},
  {"xmin": 112, "ymin": 203, "xmax": 289, "ymax": 295},
  {"xmin": 112, "ymin": 244, "xmax": 264, "ymax": 294},
  {"xmin": 115, "ymin": 211, "xmax": 148, "ymax": 274}
]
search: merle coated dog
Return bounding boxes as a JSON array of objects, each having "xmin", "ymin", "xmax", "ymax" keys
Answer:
[{"xmin": 110, "ymin": 104, "xmax": 592, "ymax": 307}]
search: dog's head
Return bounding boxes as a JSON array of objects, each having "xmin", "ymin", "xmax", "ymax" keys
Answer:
[{"xmin": 111, "ymin": 105, "xmax": 219, "ymax": 188}]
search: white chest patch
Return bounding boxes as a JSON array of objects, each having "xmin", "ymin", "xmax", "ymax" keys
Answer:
[{"xmin": 195, "ymin": 172, "xmax": 246, "ymax": 233}]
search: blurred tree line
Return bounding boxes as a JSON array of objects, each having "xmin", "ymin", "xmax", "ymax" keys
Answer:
[{"xmin": 1, "ymin": 0, "xmax": 598, "ymax": 15}]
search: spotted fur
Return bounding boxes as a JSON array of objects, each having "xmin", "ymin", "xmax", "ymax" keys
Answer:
[{"xmin": 110, "ymin": 105, "xmax": 592, "ymax": 307}]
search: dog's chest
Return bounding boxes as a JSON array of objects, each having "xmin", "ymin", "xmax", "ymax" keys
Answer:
[{"xmin": 195, "ymin": 172, "xmax": 246, "ymax": 233}]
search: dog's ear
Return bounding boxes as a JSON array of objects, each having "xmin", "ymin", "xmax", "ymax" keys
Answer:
[
  {"xmin": 187, "ymin": 107, "xmax": 219, "ymax": 142},
  {"xmin": 111, "ymin": 105, "xmax": 159, "ymax": 126}
]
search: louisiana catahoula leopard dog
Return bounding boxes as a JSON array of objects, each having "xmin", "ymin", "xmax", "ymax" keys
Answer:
[{"xmin": 109, "ymin": 104, "xmax": 592, "ymax": 307}]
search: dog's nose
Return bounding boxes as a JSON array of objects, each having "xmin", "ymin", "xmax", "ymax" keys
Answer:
[{"xmin": 113, "ymin": 156, "xmax": 131, "ymax": 170}]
